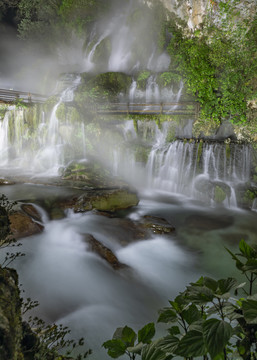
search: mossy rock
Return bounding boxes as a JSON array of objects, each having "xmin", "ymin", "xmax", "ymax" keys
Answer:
[
  {"xmin": 214, "ymin": 185, "xmax": 227, "ymax": 203},
  {"xmin": 74, "ymin": 188, "xmax": 139, "ymax": 212},
  {"xmin": 82, "ymin": 72, "xmax": 132, "ymax": 102},
  {"xmin": 62, "ymin": 160, "xmax": 126, "ymax": 188}
]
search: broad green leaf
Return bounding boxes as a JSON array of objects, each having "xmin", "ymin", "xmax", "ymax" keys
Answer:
[
  {"xmin": 121, "ymin": 326, "xmax": 137, "ymax": 346},
  {"xmin": 167, "ymin": 326, "xmax": 180, "ymax": 336},
  {"xmin": 175, "ymin": 330, "xmax": 206, "ymax": 357},
  {"xmin": 158, "ymin": 308, "xmax": 177, "ymax": 323},
  {"xmin": 141, "ymin": 341, "xmax": 170, "ymax": 360},
  {"xmin": 239, "ymin": 239, "xmax": 256, "ymax": 259},
  {"xmin": 158, "ymin": 335, "xmax": 179, "ymax": 354},
  {"xmin": 113, "ymin": 326, "xmax": 136, "ymax": 346},
  {"xmin": 203, "ymin": 319, "xmax": 233, "ymax": 358},
  {"xmin": 242, "ymin": 259, "xmax": 257, "ymax": 274},
  {"xmin": 102, "ymin": 339, "xmax": 127, "ymax": 358},
  {"xmin": 217, "ymin": 278, "xmax": 237, "ymax": 294},
  {"xmin": 181, "ymin": 303, "xmax": 201, "ymax": 325},
  {"xmin": 203, "ymin": 277, "xmax": 218, "ymax": 292},
  {"xmin": 185, "ymin": 285, "xmax": 214, "ymax": 304},
  {"xmin": 242, "ymin": 297, "xmax": 257, "ymax": 324},
  {"xmin": 138, "ymin": 323, "xmax": 155, "ymax": 344}
]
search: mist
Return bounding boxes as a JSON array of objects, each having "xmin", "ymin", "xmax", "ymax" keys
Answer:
[{"xmin": 0, "ymin": 0, "xmax": 170, "ymax": 94}]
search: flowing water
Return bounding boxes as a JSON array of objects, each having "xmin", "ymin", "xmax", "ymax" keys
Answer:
[{"xmin": 0, "ymin": 80, "xmax": 257, "ymax": 359}]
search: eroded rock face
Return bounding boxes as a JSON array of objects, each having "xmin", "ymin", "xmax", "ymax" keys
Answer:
[
  {"xmin": 0, "ymin": 267, "xmax": 22, "ymax": 360},
  {"xmin": 84, "ymin": 234, "xmax": 127, "ymax": 270},
  {"xmin": 144, "ymin": 0, "xmax": 208, "ymax": 29},
  {"xmin": 9, "ymin": 211, "xmax": 44, "ymax": 239}
]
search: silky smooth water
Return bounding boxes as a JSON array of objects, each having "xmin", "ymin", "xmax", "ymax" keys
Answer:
[{"xmin": 1, "ymin": 183, "xmax": 257, "ymax": 359}]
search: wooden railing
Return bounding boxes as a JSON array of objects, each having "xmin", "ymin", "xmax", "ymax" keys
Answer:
[
  {"xmin": 0, "ymin": 89, "xmax": 47, "ymax": 104},
  {"xmin": 97, "ymin": 101, "xmax": 199, "ymax": 118}
]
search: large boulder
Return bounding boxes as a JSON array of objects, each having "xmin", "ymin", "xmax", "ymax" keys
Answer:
[
  {"xmin": 9, "ymin": 211, "xmax": 44, "ymax": 239},
  {"xmin": 73, "ymin": 188, "xmax": 139, "ymax": 213}
]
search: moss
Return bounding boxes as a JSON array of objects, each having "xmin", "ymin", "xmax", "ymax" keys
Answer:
[
  {"xmin": 214, "ymin": 185, "xmax": 227, "ymax": 203},
  {"xmin": 75, "ymin": 189, "xmax": 139, "ymax": 212},
  {"xmin": 134, "ymin": 145, "xmax": 150, "ymax": 164},
  {"xmin": 136, "ymin": 71, "xmax": 151, "ymax": 90},
  {"xmin": 226, "ymin": 143, "xmax": 231, "ymax": 159},
  {"xmin": 197, "ymin": 141, "xmax": 203, "ymax": 164}
]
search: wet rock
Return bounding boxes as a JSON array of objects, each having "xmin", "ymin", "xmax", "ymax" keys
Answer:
[
  {"xmin": 9, "ymin": 211, "xmax": 44, "ymax": 239},
  {"xmin": 141, "ymin": 215, "xmax": 176, "ymax": 234},
  {"xmin": 0, "ymin": 267, "xmax": 22, "ymax": 360},
  {"xmin": 185, "ymin": 214, "xmax": 234, "ymax": 232},
  {"xmin": 0, "ymin": 205, "xmax": 11, "ymax": 239},
  {"xmin": 73, "ymin": 188, "xmax": 139, "ymax": 213},
  {"xmin": 62, "ymin": 159, "xmax": 127, "ymax": 189},
  {"xmin": 21, "ymin": 204, "xmax": 42, "ymax": 222},
  {"xmin": 83, "ymin": 234, "xmax": 127, "ymax": 270}
]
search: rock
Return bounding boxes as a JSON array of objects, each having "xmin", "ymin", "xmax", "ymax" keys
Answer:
[
  {"xmin": 9, "ymin": 211, "xmax": 44, "ymax": 239},
  {"xmin": 83, "ymin": 234, "xmax": 127, "ymax": 270},
  {"xmin": 62, "ymin": 159, "xmax": 127, "ymax": 189},
  {"xmin": 141, "ymin": 215, "xmax": 176, "ymax": 234},
  {"xmin": 0, "ymin": 267, "xmax": 22, "ymax": 360},
  {"xmin": 73, "ymin": 188, "xmax": 139, "ymax": 213},
  {"xmin": 0, "ymin": 205, "xmax": 11, "ymax": 239},
  {"xmin": 21, "ymin": 204, "xmax": 42, "ymax": 222}
]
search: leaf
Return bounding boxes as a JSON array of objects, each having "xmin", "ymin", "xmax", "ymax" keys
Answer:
[
  {"xmin": 239, "ymin": 239, "xmax": 256, "ymax": 259},
  {"xmin": 203, "ymin": 277, "xmax": 218, "ymax": 292},
  {"xmin": 158, "ymin": 308, "xmax": 177, "ymax": 323},
  {"xmin": 225, "ymin": 247, "xmax": 244, "ymax": 271},
  {"xmin": 242, "ymin": 259, "xmax": 257, "ymax": 274},
  {"xmin": 102, "ymin": 339, "xmax": 127, "ymax": 358},
  {"xmin": 175, "ymin": 330, "xmax": 206, "ymax": 357},
  {"xmin": 112, "ymin": 326, "xmax": 136, "ymax": 347},
  {"xmin": 138, "ymin": 323, "xmax": 155, "ymax": 344},
  {"xmin": 242, "ymin": 297, "xmax": 257, "ymax": 324},
  {"xmin": 203, "ymin": 319, "xmax": 233, "ymax": 358},
  {"xmin": 181, "ymin": 303, "xmax": 201, "ymax": 325},
  {"xmin": 185, "ymin": 285, "xmax": 214, "ymax": 304},
  {"xmin": 217, "ymin": 278, "xmax": 237, "ymax": 294},
  {"xmin": 158, "ymin": 335, "xmax": 179, "ymax": 354},
  {"xmin": 121, "ymin": 326, "xmax": 137, "ymax": 346},
  {"xmin": 141, "ymin": 341, "xmax": 169, "ymax": 360},
  {"xmin": 167, "ymin": 326, "xmax": 180, "ymax": 336}
]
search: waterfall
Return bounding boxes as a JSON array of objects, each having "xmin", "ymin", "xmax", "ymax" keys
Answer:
[
  {"xmin": 145, "ymin": 136, "xmax": 252, "ymax": 206},
  {"xmin": 0, "ymin": 111, "xmax": 10, "ymax": 165}
]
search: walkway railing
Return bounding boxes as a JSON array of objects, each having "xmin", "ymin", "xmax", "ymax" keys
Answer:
[
  {"xmin": 0, "ymin": 89, "xmax": 47, "ymax": 104},
  {"xmin": 97, "ymin": 101, "xmax": 199, "ymax": 118}
]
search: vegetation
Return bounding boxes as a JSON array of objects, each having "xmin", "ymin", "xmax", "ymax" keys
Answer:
[
  {"xmin": 103, "ymin": 239, "xmax": 257, "ymax": 360},
  {"xmin": 166, "ymin": 0, "xmax": 257, "ymax": 125}
]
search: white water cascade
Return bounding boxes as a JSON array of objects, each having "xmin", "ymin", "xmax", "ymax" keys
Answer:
[{"xmin": 145, "ymin": 130, "xmax": 252, "ymax": 206}]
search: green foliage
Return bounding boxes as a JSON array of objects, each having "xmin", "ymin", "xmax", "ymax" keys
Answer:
[
  {"xmin": 0, "ymin": 194, "xmax": 24, "ymax": 268},
  {"xmin": 167, "ymin": 1, "xmax": 257, "ymax": 124},
  {"xmin": 103, "ymin": 239, "xmax": 257, "ymax": 360},
  {"xmin": 103, "ymin": 323, "xmax": 155, "ymax": 360}
]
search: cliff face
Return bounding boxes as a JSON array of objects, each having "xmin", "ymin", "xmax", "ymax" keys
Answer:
[
  {"xmin": 0, "ymin": 267, "xmax": 23, "ymax": 360},
  {"xmin": 144, "ymin": 0, "xmax": 208, "ymax": 28}
]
